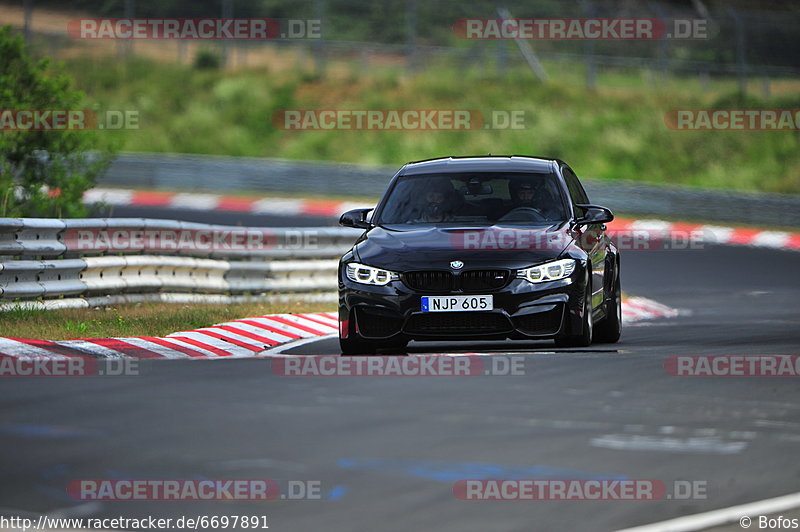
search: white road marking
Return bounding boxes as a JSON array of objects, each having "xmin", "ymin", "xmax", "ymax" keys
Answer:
[{"xmin": 591, "ymin": 434, "xmax": 747, "ymax": 454}]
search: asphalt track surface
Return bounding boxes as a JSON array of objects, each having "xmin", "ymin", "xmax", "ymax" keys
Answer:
[{"xmin": 1, "ymin": 207, "xmax": 799, "ymax": 532}]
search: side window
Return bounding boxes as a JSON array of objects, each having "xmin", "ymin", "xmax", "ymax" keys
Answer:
[{"xmin": 562, "ymin": 167, "xmax": 589, "ymax": 206}]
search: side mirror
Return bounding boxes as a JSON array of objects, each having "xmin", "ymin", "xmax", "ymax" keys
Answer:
[
  {"xmin": 574, "ymin": 204, "xmax": 614, "ymax": 225},
  {"xmin": 339, "ymin": 208, "xmax": 373, "ymax": 229}
]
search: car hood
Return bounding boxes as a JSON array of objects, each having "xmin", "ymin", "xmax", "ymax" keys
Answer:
[{"xmin": 354, "ymin": 224, "xmax": 573, "ymax": 271}]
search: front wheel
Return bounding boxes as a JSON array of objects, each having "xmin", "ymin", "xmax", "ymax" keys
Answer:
[
  {"xmin": 339, "ymin": 318, "xmax": 409, "ymax": 355},
  {"xmin": 554, "ymin": 279, "xmax": 593, "ymax": 348},
  {"xmin": 594, "ymin": 266, "xmax": 621, "ymax": 344}
]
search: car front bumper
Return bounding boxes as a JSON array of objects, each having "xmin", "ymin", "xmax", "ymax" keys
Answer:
[{"xmin": 338, "ymin": 267, "xmax": 588, "ymax": 342}]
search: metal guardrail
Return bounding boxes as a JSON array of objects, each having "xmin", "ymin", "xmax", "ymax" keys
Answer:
[
  {"xmin": 0, "ymin": 218, "xmax": 361, "ymax": 306},
  {"xmin": 0, "ymin": 217, "xmax": 359, "ymax": 259},
  {"xmin": 100, "ymin": 153, "xmax": 800, "ymax": 228}
]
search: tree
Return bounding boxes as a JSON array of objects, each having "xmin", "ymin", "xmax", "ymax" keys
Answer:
[{"xmin": 0, "ymin": 25, "xmax": 113, "ymax": 218}]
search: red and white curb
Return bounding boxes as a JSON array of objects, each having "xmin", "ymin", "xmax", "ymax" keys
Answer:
[
  {"xmin": 622, "ymin": 296, "xmax": 682, "ymax": 325},
  {"xmin": 0, "ymin": 312, "xmax": 339, "ymax": 359},
  {"xmin": 607, "ymin": 218, "xmax": 800, "ymax": 251},
  {"xmin": 84, "ymin": 188, "xmax": 371, "ymax": 218},
  {"xmin": 86, "ymin": 187, "xmax": 800, "ymax": 252},
  {"xmin": 0, "ymin": 298, "xmax": 679, "ymax": 359}
]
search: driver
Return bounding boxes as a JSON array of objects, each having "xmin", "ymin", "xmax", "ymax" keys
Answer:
[
  {"xmin": 413, "ymin": 178, "xmax": 457, "ymax": 222},
  {"xmin": 508, "ymin": 180, "xmax": 558, "ymax": 220}
]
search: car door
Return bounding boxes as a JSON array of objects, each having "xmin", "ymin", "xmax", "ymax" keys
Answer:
[{"xmin": 562, "ymin": 165, "xmax": 607, "ymax": 310}]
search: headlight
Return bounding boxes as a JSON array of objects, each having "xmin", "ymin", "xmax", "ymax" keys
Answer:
[
  {"xmin": 345, "ymin": 262, "xmax": 399, "ymax": 286},
  {"xmin": 517, "ymin": 258, "xmax": 576, "ymax": 283}
]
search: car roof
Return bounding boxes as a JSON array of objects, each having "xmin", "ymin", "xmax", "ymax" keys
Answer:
[{"xmin": 398, "ymin": 155, "xmax": 561, "ymax": 176}]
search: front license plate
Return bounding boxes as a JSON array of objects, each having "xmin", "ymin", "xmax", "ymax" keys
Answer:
[{"xmin": 421, "ymin": 295, "xmax": 493, "ymax": 312}]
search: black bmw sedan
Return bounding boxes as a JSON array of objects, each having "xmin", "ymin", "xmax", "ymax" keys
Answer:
[{"xmin": 337, "ymin": 155, "xmax": 621, "ymax": 354}]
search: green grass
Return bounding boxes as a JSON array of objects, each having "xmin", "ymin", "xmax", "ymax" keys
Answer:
[
  {"xmin": 1, "ymin": 301, "xmax": 335, "ymax": 340},
  {"xmin": 65, "ymin": 55, "xmax": 800, "ymax": 194}
]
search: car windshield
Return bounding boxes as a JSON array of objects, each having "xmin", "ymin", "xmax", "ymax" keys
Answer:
[{"xmin": 377, "ymin": 172, "xmax": 567, "ymax": 225}]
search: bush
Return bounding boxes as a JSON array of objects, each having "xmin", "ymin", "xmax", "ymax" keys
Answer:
[
  {"xmin": 194, "ymin": 49, "xmax": 221, "ymax": 70},
  {"xmin": 0, "ymin": 26, "xmax": 114, "ymax": 218}
]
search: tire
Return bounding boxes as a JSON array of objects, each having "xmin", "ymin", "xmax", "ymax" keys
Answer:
[
  {"xmin": 339, "ymin": 318, "xmax": 408, "ymax": 355},
  {"xmin": 554, "ymin": 276, "xmax": 593, "ymax": 348},
  {"xmin": 594, "ymin": 264, "xmax": 621, "ymax": 344},
  {"xmin": 339, "ymin": 335, "xmax": 378, "ymax": 355}
]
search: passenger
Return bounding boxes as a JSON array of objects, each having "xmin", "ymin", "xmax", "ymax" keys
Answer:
[{"xmin": 414, "ymin": 178, "xmax": 458, "ymax": 222}]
